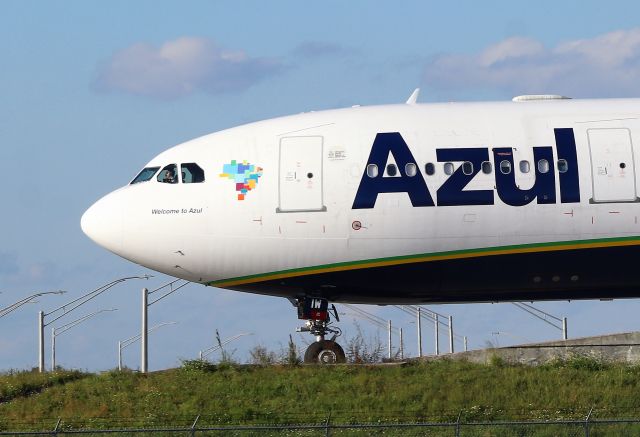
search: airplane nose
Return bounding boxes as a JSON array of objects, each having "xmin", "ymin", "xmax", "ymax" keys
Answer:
[{"xmin": 81, "ymin": 191, "xmax": 124, "ymax": 254}]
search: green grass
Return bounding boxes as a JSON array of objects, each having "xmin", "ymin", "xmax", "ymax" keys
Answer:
[
  {"xmin": 0, "ymin": 369, "xmax": 87, "ymax": 403},
  {"xmin": 1, "ymin": 359, "xmax": 640, "ymax": 432}
]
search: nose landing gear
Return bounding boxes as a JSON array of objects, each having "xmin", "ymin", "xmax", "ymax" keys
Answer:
[{"xmin": 295, "ymin": 297, "xmax": 346, "ymax": 364}]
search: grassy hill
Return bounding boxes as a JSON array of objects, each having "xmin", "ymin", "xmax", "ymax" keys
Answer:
[{"xmin": 1, "ymin": 358, "xmax": 640, "ymax": 432}]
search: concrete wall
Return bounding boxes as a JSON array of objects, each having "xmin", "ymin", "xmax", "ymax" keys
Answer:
[{"xmin": 419, "ymin": 331, "xmax": 640, "ymax": 366}]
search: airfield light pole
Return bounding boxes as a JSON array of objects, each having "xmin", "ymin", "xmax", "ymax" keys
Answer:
[
  {"xmin": 511, "ymin": 302, "xmax": 568, "ymax": 340},
  {"xmin": 141, "ymin": 279, "xmax": 190, "ymax": 373},
  {"xmin": 199, "ymin": 332, "xmax": 253, "ymax": 360},
  {"xmin": 0, "ymin": 290, "xmax": 65, "ymax": 319},
  {"xmin": 38, "ymin": 276, "xmax": 150, "ymax": 372},
  {"xmin": 51, "ymin": 308, "xmax": 117, "ymax": 371},
  {"xmin": 417, "ymin": 307, "xmax": 423, "ymax": 357},
  {"xmin": 342, "ymin": 304, "xmax": 401, "ymax": 358},
  {"xmin": 387, "ymin": 320, "xmax": 392, "ymax": 360},
  {"xmin": 396, "ymin": 305, "xmax": 467, "ymax": 357},
  {"xmin": 434, "ymin": 314, "xmax": 439, "ymax": 355},
  {"xmin": 119, "ymin": 322, "xmax": 177, "ymax": 371},
  {"xmin": 448, "ymin": 316, "xmax": 454, "ymax": 353},
  {"xmin": 141, "ymin": 288, "xmax": 148, "ymax": 373}
]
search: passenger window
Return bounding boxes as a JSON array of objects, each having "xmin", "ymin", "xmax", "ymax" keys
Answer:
[
  {"xmin": 462, "ymin": 161, "xmax": 473, "ymax": 175},
  {"xmin": 366, "ymin": 164, "xmax": 378, "ymax": 178},
  {"xmin": 405, "ymin": 163, "xmax": 417, "ymax": 177},
  {"xmin": 444, "ymin": 162, "xmax": 454, "ymax": 175},
  {"xmin": 557, "ymin": 159, "xmax": 568, "ymax": 173},
  {"xmin": 386, "ymin": 164, "xmax": 398, "ymax": 176},
  {"xmin": 157, "ymin": 164, "xmax": 178, "ymax": 184},
  {"xmin": 538, "ymin": 159, "xmax": 550, "ymax": 174},
  {"xmin": 181, "ymin": 163, "xmax": 205, "ymax": 183},
  {"xmin": 500, "ymin": 160, "xmax": 512, "ymax": 175},
  {"xmin": 131, "ymin": 166, "xmax": 160, "ymax": 184},
  {"xmin": 481, "ymin": 161, "xmax": 492, "ymax": 174},
  {"xmin": 519, "ymin": 160, "xmax": 530, "ymax": 173},
  {"xmin": 425, "ymin": 163, "xmax": 436, "ymax": 176}
]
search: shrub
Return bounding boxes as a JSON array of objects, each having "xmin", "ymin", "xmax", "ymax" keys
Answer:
[
  {"xmin": 249, "ymin": 345, "xmax": 277, "ymax": 366},
  {"xmin": 488, "ymin": 354, "xmax": 507, "ymax": 368},
  {"xmin": 345, "ymin": 323, "xmax": 384, "ymax": 363},
  {"xmin": 180, "ymin": 359, "xmax": 217, "ymax": 373},
  {"xmin": 553, "ymin": 354, "xmax": 610, "ymax": 371},
  {"xmin": 279, "ymin": 335, "xmax": 301, "ymax": 366}
]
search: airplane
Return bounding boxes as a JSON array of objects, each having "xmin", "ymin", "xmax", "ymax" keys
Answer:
[{"xmin": 81, "ymin": 91, "xmax": 640, "ymax": 364}]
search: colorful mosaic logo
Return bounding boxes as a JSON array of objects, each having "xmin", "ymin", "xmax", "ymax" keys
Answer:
[{"xmin": 219, "ymin": 160, "xmax": 263, "ymax": 200}]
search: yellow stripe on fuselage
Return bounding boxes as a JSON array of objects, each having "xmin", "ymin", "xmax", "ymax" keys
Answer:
[{"xmin": 209, "ymin": 236, "xmax": 640, "ymax": 288}]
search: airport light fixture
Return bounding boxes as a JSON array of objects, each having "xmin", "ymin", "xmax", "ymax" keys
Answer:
[
  {"xmin": 511, "ymin": 302, "xmax": 568, "ymax": 340},
  {"xmin": 0, "ymin": 290, "xmax": 66, "ymax": 319},
  {"xmin": 51, "ymin": 308, "xmax": 118, "ymax": 371},
  {"xmin": 118, "ymin": 321, "xmax": 177, "ymax": 371},
  {"xmin": 141, "ymin": 279, "xmax": 191, "ymax": 373},
  {"xmin": 38, "ymin": 275, "xmax": 151, "ymax": 372},
  {"xmin": 199, "ymin": 332, "xmax": 253, "ymax": 360},
  {"xmin": 395, "ymin": 305, "xmax": 468, "ymax": 357},
  {"xmin": 342, "ymin": 303, "xmax": 402, "ymax": 359}
]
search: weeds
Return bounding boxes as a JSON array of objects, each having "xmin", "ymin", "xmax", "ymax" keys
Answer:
[
  {"xmin": 0, "ymin": 369, "xmax": 87, "ymax": 403},
  {"xmin": 179, "ymin": 359, "xmax": 218, "ymax": 373},
  {"xmin": 545, "ymin": 354, "xmax": 611, "ymax": 371},
  {"xmin": 344, "ymin": 323, "xmax": 384, "ymax": 363},
  {"xmin": 281, "ymin": 334, "xmax": 301, "ymax": 366}
]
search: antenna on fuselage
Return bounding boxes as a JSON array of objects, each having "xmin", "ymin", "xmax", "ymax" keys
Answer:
[{"xmin": 406, "ymin": 88, "xmax": 420, "ymax": 105}]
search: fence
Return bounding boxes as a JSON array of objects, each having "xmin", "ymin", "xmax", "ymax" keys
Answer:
[{"xmin": 3, "ymin": 415, "xmax": 640, "ymax": 436}]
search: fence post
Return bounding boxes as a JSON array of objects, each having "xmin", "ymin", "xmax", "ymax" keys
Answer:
[
  {"xmin": 191, "ymin": 414, "xmax": 200, "ymax": 437},
  {"xmin": 585, "ymin": 407, "xmax": 593, "ymax": 437},
  {"xmin": 455, "ymin": 410, "xmax": 462, "ymax": 437},
  {"xmin": 325, "ymin": 411, "xmax": 332, "ymax": 437}
]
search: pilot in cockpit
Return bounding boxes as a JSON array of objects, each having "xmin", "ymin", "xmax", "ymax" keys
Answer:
[{"xmin": 162, "ymin": 169, "xmax": 176, "ymax": 183}]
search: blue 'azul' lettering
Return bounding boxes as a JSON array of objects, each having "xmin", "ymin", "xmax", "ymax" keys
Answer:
[
  {"xmin": 436, "ymin": 148, "xmax": 494, "ymax": 206},
  {"xmin": 352, "ymin": 128, "xmax": 581, "ymax": 209},
  {"xmin": 493, "ymin": 147, "xmax": 556, "ymax": 206},
  {"xmin": 555, "ymin": 128, "xmax": 581, "ymax": 203},
  {"xmin": 352, "ymin": 132, "xmax": 434, "ymax": 209}
]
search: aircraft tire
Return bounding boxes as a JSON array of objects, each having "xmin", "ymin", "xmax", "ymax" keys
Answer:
[{"xmin": 304, "ymin": 340, "xmax": 346, "ymax": 364}]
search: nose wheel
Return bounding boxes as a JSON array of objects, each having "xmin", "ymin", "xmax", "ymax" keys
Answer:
[
  {"xmin": 304, "ymin": 340, "xmax": 346, "ymax": 364},
  {"xmin": 295, "ymin": 297, "xmax": 346, "ymax": 364}
]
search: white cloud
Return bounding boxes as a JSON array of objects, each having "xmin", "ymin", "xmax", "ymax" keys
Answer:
[
  {"xmin": 423, "ymin": 29, "xmax": 640, "ymax": 98},
  {"xmin": 292, "ymin": 41, "xmax": 356, "ymax": 58},
  {"xmin": 94, "ymin": 37, "xmax": 285, "ymax": 99}
]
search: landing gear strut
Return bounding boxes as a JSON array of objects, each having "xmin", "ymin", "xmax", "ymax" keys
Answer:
[{"xmin": 295, "ymin": 297, "xmax": 345, "ymax": 364}]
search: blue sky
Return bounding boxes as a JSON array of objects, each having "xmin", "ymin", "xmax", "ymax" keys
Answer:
[{"xmin": 3, "ymin": 1, "xmax": 640, "ymax": 371}]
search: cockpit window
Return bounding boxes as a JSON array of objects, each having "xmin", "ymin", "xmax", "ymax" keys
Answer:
[
  {"xmin": 130, "ymin": 166, "xmax": 160, "ymax": 184},
  {"xmin": 181, "ymin": 163, "xmax": 205, "ymax": 183},
  {"xmin": 157, "ymin": 164, "xmax": 178, "ymax": 184}
]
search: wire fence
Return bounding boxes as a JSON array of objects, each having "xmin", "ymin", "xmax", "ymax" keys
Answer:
[{"xmin": 3, "ymin": 415, "xmax": 640, "ymax": 436}]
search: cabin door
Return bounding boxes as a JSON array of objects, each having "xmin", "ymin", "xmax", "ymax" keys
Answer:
[
  {"xmin": 588, "ymin": 128, "xmax": 638, "ymax": 203},
  {"xmin": 277, "ymin": 136, "xmax": 326, "ymax": 212}
]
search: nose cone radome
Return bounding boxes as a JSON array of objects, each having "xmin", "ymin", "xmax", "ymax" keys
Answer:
[{"xmin": 81, "ymin": 191, "xmax": 124, "ymax": 254}]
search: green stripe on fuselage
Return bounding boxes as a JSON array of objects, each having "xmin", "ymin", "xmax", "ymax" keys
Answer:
[{"xmin": 207, "ymin": 235, "xmax": 640, "ymax": 288}]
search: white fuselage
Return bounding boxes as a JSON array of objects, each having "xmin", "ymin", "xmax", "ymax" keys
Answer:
[{"xmin": 82, "ymin": 98, "xmax": 640, "ymax": 303}]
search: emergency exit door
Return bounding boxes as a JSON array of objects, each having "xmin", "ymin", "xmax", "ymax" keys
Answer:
[
  {"xmin": 277, "ymin": 136, "xmax": 326, "ymax": 212},
  {"xmin": 588, "ymin": 128, "xmax": 638, "ymax": 203}
]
